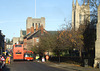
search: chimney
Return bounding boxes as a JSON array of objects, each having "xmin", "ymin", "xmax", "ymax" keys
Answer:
[
  {"xmin": 31, "ymin": 26, "xmax": 34, "ymax": 34},
  {"xmin": 36, "ymin": 23, "xmax": 38, "ymax": 31},
  {"xmin": 41, "ymin": 25, "xmax": 44, "ymax": 35},
  {"xmin": 27, "ymin": 28, "xmax": 30, "ymax": 34}
]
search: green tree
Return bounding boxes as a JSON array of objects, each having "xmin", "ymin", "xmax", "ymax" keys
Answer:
[
  {"xmin": 31, "ymin": 33, "xmax": 57, "ymax": 56},
  {"xmin": 6, "ymin": 38, "xmax": 10, "ymax": 44}
]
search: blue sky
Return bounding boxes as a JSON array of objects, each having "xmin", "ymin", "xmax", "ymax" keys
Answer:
[{"xmin": 0, "ymin": 0, "xmax": 82, "ymax": 40}]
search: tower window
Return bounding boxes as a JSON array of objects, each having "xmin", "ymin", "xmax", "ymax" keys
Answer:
[
  {"xmin": 74, "ymin": 11, "xmax": 75, "ymax": 29},
  {"xmin": 84, "ymin": 15, "xmax": 86, "ymax": 22},
  {"xmin": 36, "ymin": 38, "xmax": 39, "ymax": 42},
  {"xmin": 32, "ymin": 23, "xmax": 34, "ymax": 26},
  {"xmin": 79, "ymin": 14, "xmax": 81, "ymax": 24},
  {"xmin": 38, "ymin": 23, "xmax": 40, "ymax": 28},
  {"xmin": 36, "ymin": 23, "xmax": 37, "ymax": 28}
]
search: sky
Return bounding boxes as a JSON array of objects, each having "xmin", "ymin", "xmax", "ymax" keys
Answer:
[{"xmin": 0, "ymin": 0, "xmax": 82, "ymax": 40}]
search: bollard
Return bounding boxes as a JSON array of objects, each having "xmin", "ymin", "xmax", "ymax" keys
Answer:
[
  {"xmin": 8, "ymin": 57, "xmax": 11, "ymax": 64},
  {"xmin": 84, "ymin": 59, "xmax": 88, "ymax": 67},
  {"xmin": 42, "ymin": 57, "xmax": 45, "ymax": 62},
  {"xmin": 6, "ymin": 58, "xmax": 8, "ymax": 64},
  {"xmin": 6, "ymin": 56, "xmax": 11, "ymax": 64}
]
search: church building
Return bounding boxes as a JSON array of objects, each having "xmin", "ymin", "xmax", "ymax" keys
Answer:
[{"xmin": 72, "ymin": 0, "xmax": 90, "ymax": 31}]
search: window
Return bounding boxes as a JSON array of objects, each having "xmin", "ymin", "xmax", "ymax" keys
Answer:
[
  {"xmin": 16, "ymin": 50, "xmax": 22, "ymax": 54},
  {"xmin": 84, "ymin": 15, "xmax": 86, "ymax": 21},
  {"xmin": 36, "ymin": 23, "xmax": 37, "ymax": 27},
  {"xmin": 38, "ymin": 23, "xmax": 40, "ymax": 28},
  {"xmin": 79, "ymin": 14, "xmax": 82, "ymax": 24},
  {"xmin": 16, "ymin": 52, "xmax": 21, "ymax": 54},
  {"xmin": 32, "ymin": 23, "xmax": 34, "ymax": 26},
  {"xmin": 15, "ymin": 45, "xmax": 22, "ymax": 47},
  {"xmin": 74, "ymin": 11, "xmax": 75, "ymax": 29},
  {"xmin": 24, "ymin": 53, "xmax": 33, "ymax": 57},
  {"xmin": 36, "ymin": 38, "xmax": 39, "ymax": 42}
]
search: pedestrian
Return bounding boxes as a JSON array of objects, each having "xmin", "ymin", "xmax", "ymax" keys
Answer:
[
  {"xmin": 46, "ymin": 55, "xmax": 49, "ymax": 61},
  {"xmin": 36, "ymin": 54, "xmax": 39, "ymax": 62}
]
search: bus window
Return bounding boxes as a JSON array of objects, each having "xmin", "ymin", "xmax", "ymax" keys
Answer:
[
  {"xmin": 16, "ymin": 52, "xmax": 22, "ymax": 54},
  {"xmin": 24, "ymin": 53, "xmax": 33, "ymax": 57},
  {"xmin": 15, "ymin": 45, "xmax": 22, "ymax": 47},
  {"xmin": 25, "ymin": 54, "xmax": 29, "ymax": 57}
]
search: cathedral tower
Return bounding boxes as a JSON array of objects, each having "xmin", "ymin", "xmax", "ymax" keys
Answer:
[{"xmin": 72, "ymin": 0, "xmax": 90, "ymax": 31}]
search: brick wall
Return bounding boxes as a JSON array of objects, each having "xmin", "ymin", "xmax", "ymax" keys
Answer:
[
  {"xmin": 31, "ymin": 26, "xmax": 34, "ymax": 34},
  {"xmin": 27, "ymin": 28, "xmax": 30, "ymax": 34}
]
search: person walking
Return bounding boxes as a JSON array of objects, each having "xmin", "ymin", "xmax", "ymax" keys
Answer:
[{"xmin": 46, "ymin": 55, "xmax": 49, "ymax": 61}]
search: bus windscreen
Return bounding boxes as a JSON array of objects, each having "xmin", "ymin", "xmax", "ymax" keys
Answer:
[{"xmin": 16, "ymin": 52, "xmax": 22, "ymax": 54}]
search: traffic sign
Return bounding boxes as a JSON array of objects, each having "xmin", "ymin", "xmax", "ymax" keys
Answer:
[{"xmin": 1, "ymin": 56, "xmax": 5, "ymax": 61}]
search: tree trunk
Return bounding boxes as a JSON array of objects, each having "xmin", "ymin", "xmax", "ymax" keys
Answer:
[
  {"xmin": 58, "ymin": 50, "xmax": 60, "ymax": 63},
  {"xmin": 79, "ymin": 48, "xmax": 82, "ymax": 57}
]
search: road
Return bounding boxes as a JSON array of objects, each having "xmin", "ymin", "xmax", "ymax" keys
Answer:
[{"xmin": 2, "ymin": 61, "xmax": 66, "ymax": 71}]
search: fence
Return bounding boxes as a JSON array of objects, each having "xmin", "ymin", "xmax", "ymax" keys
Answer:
[{"xmin": 49, "ymin": 56, "xmax": 94, "ymax": 67}]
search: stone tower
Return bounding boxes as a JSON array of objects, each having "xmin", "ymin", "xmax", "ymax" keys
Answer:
[
  {"xmin": 72, "ymin": 0, "xmax": 90, "ymax": 31},
  {"xmin": 26, "ymin": 17, "xmax": 45, "ymax": 34},
  {"xmin": 94, "ymin": 4, "xmax": 100, "ymax": 68}
]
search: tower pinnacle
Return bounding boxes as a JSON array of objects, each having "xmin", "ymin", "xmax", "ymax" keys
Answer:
[
  {"xmin": 83, "ymin": 0, "xmax": 85, "ymax": 4},
  {"xmin": 73, "ymin": 0, "xmax": 74, "ymax": 3},
  {"xmin": 76, "ymin": 0, "xmax": 79, "ymax": 7},
  {"xmin": 72, "ymin": 0, "xmax": 74, "ymax": 6},
  {"xmin": 87, "ymin": 0, "xmax": 89, "ymax": 4},
  {"xmin": 76, "ymin": 0, "xmax": 78, "ymax": 3}
]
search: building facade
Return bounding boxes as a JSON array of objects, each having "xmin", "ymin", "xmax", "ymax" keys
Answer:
[
  {"xmin": 94, "ymin": 4, "xmax": 100, "ymax": 67},
  {"xmin": 13, "ymin": 37, "xmax": 20, "ymax": 45},
  {"xmin": 13, "ymin": 17, "xmax": 45, "ymax": 50},
  {"xmin": 6, "ymin": 43, "xmax": 13, "ymax": 52},
  {"xmin": 13, "ymin": 30, "xmax": 26, "ymax": 45},
  {"xmin": 23, "ymin": 25, "xmax": 45, "ymax": 50},
  {"xmin": 20, "ymin": 30, "xmax": 26, "ymax": 43},
  {"xmin": 72, "ymin": 0, "xmax": 90, "ymax": 31},
  {"xmin": 22, "ymin": 17, "xmax": 45, "ymax": 50},
  {"xmin": 0, "ymin": 30, "xmax": 5, "ymax": 55}
]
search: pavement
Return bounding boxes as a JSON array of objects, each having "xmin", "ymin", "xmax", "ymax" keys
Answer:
[
  {"xmin": 1, "ymin": 59, "xmax": 100, "ymax": 71},
  {"xmin": 0, "ymin": 61, "xmax": 4, "ymax": 70},
  {"xmin": 41, "ymin": 61, "xmax": 100, "ymax": 71},
  {"xmin": 0, "ymin": 63, "xmax": 2, "ymax": 70}
]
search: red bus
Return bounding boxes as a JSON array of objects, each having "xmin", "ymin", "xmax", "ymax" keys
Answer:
[
  {"xmin": 13, "ymin": 44, "xmax": 34, "ymax": 61},
  {"xmin": 13, "ymin": 44, "xmax": 24, "ymax": 60},
  {"xmin": 24, "ymin": 50, "xmax": 34, "ymax": 61}
]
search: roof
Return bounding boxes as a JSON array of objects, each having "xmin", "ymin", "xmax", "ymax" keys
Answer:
[
  {"xmin": 23, "ymin": 27, "xmax": 58, "ymax": 40},
  {"xmin": 6, "ymin": 43, "xmax": 13, "ymax": 45},
  {"xmin": 27, "ymin": 30, "xmax": 58, "ymax": 39},
  {"xmin": 23, "ymin": 32, "xmax": 31, "ymax": 39},
  {"xmin": 27, "ymin": 29, "xmax": 48, "ymax": 39},
  {"xmin": 47, "ymin": 31, "xmax": 58, "ymax": 35}
]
